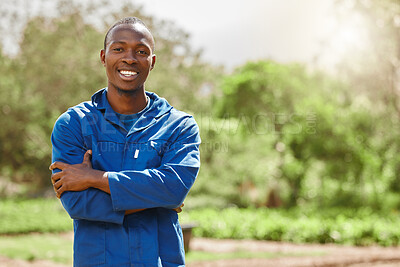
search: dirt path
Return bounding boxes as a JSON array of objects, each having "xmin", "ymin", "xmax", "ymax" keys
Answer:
[
  {"xmin": 187, "ymin": 238, "xmax": 400, "ymax": 267},
  {"xmin": 1, "ymin": 237, "xmax": 400, "ymax": 266}
]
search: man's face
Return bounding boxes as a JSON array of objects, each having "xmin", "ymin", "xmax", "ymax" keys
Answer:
[{"xmin": 100, "ymin": 24, "xmax": 156, "ymax": 94}]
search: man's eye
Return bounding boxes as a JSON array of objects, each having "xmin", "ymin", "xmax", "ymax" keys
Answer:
[
  {"xmin": 113, "ymin": 48, "xmax": 122, "ymax": 52},
  {"xmin": 137, "ymin": 50, "xmax": 147, "ymax": 55}
]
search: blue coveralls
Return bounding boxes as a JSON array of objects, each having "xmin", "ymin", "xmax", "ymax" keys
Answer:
[{"xmin": 51, "ymin": 88, "xmax": 201, "ymax": 267}]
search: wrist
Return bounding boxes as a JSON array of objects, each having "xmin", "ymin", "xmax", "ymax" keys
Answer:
[
  {"xmin": 87, "ymin": 170, "xmax": 106, "ymax": 188},
  {"xmin": 88, "ymin": 171, "xmax": 110, "ymax": 194}
]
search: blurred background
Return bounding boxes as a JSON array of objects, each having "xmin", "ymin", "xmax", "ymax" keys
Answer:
[{"xmin": 1, "ymin": 0, "xmax": 400, "ymax": 265}]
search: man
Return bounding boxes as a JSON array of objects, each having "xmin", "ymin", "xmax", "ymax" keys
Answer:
[{"xmin": 50, "ymin": 17, "xmax": 201, "ymax": 267}]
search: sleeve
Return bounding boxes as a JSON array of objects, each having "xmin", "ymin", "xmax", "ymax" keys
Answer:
[
  {"xmin": 51, "ymin": 110, "xmax": 125, "ymax": 224},
  {"xmin": 107, "ymin": 117, "xmax": 201, "ymax": 210}
]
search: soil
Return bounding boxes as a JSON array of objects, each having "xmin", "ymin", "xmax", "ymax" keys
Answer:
[
  {"xmin": 187, "ymin": 238, "xmax": 400, "ymax": 267},
  {"xmin": 1, "ymin": 236, "xmax": 400, "ymax": 267}
]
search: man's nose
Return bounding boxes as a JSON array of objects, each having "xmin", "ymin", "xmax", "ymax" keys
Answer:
[{"xmin": 122, "ymin": 51, "xmax": 137, "ymax": 64}]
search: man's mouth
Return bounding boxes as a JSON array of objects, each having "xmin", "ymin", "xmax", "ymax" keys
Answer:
[{"xmin": 119, "ymin": 70, "xmax": 138, "ymax": 77}]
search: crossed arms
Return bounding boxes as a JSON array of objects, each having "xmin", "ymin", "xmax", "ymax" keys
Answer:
[
  {"xmin": 50, "ymin": 150, "xmax": 183, "ymax": 214},
  {"xmin": 50, "ymin": 110, "xmax": 200, "ymax": 224}
]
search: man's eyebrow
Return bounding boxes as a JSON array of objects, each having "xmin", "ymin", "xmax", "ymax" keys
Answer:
[{"xmin": 136, "ymin": 43, "xmax": 151, "ymax": 49}]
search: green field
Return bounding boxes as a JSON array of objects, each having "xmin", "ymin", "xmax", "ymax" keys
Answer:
[
  {"xmin": 1, "ymin": 198, "xmax": 400, "ymax": 264},
  {"xmin": 2, "ymin": 198, "xmax": 400, "ymax": 246},
  {"xmin": 0, "ymin": 233, "xmax": 73, "ymax": 264},
  {"xmin": 0, "ymin": 232, "xmax": 325, "ymax": 264},
  {"xmin": 0, "ymin": 198, "xmax": 72, "ymax": 234},
  {"xmin": 180, "ymin": 207, "xmax": 400, "ymax": 246}
]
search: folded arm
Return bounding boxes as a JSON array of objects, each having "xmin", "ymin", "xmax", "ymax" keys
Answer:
[
  {"xmin": 51, "ymin": 111, "xmax": 126, "ymax": 224},
  {"xmin": 50, "ymin": 150, "xmax": 182, "ymax": 215}
]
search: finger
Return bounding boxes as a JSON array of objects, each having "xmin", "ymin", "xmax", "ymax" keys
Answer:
[
  {"xmin": 173, "ymin": 206, "xmax": 183, "ymax": 213},
  {"xmin": 53, "ymin": 182, "xmax": 60, "ymax": 197},
  {"xmin": 53, "ymin": 179, "xmax": 63, "ymax": 190},
  {"xmin": 51, "ymin": 172, "xmax": 62, "ymax": 184},
  {"xmin": 49, "ymin": 161, "xmax": 68, "ymax": 171},
  {"xmin": 82, "ymin": 150, "xmax": 92, "ymax": 166},
  {"xmin": 56, "ymin": 186, "xmax": 66, "ymax": 199}
]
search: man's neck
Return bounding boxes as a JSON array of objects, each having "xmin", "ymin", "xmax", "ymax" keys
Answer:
[{"xmin": 106, "ymin": 87, "xmax": 148, "ymax": 115}]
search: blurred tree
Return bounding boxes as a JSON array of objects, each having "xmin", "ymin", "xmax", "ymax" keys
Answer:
[
  {"xmin": 214, "ymin": 61, "xmax": 316, "ymax": 207},
  {"xmin": 213, "ymin": 60, "xmax": 392, "ymax": 208},
  {"xmin": 18, "ymin": 13, "xmax": 106, "ymax": 115},
  {"xmin": 334, "ymin": 0, "xmax": 400, "ymax": 201},
  {"xmin": 0, "ymin": 48, "xmax": 50, "ymax": 192},
  {"xmin": 214, "ymin": 61, "xmax": 310, "ymax": 119}
]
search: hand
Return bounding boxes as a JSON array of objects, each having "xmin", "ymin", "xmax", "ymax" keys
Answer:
[
  {"xmin": 49, "ymin": 150, "xmax": 105, "ymax": 198},
  {"xmin": 174, "ymin": 203, "xmax": 184, "ymax": 213},
  {"xmin": 125, "ymin": 203, "xmax": 184, "ymax": 215}
]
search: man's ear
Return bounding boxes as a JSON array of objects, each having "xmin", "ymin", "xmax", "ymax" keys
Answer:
[
  {"xmin": 100, "ymin": 49, "xmax": 106, "ymax": 66},
  {"xmin": 150, "ymin": 54, "xmax": 156, "ymax": 71}
]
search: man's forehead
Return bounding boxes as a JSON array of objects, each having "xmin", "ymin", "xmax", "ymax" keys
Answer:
[{"xmin": 108, "ymin": 24, "xmax": 153, "ymax": 43}]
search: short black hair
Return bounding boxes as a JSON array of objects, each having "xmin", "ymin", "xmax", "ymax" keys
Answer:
[{"xmin": 103, "ymin": 17, "xmax": 155, "ymax": 51}]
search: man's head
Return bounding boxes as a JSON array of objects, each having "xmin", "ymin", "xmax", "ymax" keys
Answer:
[
  {"xmin": 103, "ymin": 17, "xmax": 155, "ymax": 52},
  {"xmin": 100, "ymin": 17, "xmax": 156, "ymax": 95}
]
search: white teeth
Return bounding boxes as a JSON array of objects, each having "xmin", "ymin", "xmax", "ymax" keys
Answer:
[{"xmin": 120, "ymin": 70, "xmax": 137, "ymax": 76}]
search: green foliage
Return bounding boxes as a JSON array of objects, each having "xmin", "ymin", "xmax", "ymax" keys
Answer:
[
  {"xmin": 208, "ymin": 60, "xmax": 400, "ymax": 209},
  {"xmin": 0, "ymin": 198, "xmax": 72, "ymax": 234},
  {"xmin": 180, "ymin": 207, "xmax": 400, "ymax": 246},
  {"xmin": 18, "ymin": 13, "xmax": 106, "ymax": 114},
  {"xmin": 188, "ymin": 114, "xmax": 279, "ymax": 208},
  {"xmin": 2, "ymin": 198, "xmax": 399, "ymax": 248},
  {"xmin": 215, "ymin": 61, "xmax": 310, "ymax": 118},
  {"xmin": 0, "ymin": 50, "xmax": 50, "ymax": 190}
]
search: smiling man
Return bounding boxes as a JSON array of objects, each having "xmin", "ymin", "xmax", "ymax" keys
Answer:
[{"xmin": 49, "ymin": 17, "xmax": 201, "ymax": 267}]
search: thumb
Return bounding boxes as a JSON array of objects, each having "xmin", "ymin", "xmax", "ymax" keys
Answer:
[{"xmin": 82, "ymin": 150, "xmax": 92, "ymax": 166}]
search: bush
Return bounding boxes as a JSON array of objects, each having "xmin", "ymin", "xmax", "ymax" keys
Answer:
[{"xmin": 180, "ymin": 207, "xmax": 400, "ymax": 246}]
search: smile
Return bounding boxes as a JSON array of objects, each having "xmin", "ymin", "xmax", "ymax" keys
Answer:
[{"xmin": 119, "ymin": 70, "xmax": 138, "ymax": 77}]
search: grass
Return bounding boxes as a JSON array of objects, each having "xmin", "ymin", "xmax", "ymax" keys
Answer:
[
  {"xmin": 0, "ymin": 233, "xmax": 73, "ymax": 264},
  {"xmin": 2, "ymin": 198, "xmax": 400, "ymax": 264},
  {"xmin": 3, "ymin": 198, "xmax": 400, "ymax": 246},
  {"xmin": 0, "ymin": 198, "xmax": 72, "ymax": 234},
  {"xmin": 0, "ymin": 232, "xmax": 325, "ymax": 265}
]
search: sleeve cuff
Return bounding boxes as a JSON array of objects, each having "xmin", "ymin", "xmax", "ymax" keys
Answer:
[{"xmin": 107, "ymin": 171, "xmax": 123, "ymax": 211}]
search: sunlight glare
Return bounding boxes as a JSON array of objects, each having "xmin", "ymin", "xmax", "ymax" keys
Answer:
[{"xmin": 320, "ymin": 12, "xmax": 370, "ymax": 69}]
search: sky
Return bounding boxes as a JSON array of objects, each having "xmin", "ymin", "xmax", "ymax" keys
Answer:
[
  {"xmin": 133, "ymin": 0, "xmax": 336, "ymax": 69},
  {"xmin": 130, "ymin": 0, "xmax": 369, "ymax": 71},
  {"xmin": 1, "ymin": 0, "xmax": 368, "ymax": 71}
]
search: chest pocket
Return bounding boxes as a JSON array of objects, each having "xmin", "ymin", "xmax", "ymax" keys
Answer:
[
  {"xmin": 83, "ymin": 134, "xmax": 126, "ymax": 172},
  {"xmin": 92, "ymin": 141, "xmax": 125, "ymax": 171},
  {"xmin": 125, "ymin": 140, "xmax": 168, "ymax": 171}
]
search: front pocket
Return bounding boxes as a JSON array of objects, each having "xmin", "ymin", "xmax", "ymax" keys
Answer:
[
  {"xmin": 73, "ymin": 220, "xmax": 105, "ymax": 266},
  {"xmin": 127, "ymin": 211, "xmax": 159, "ymax": 264}
]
